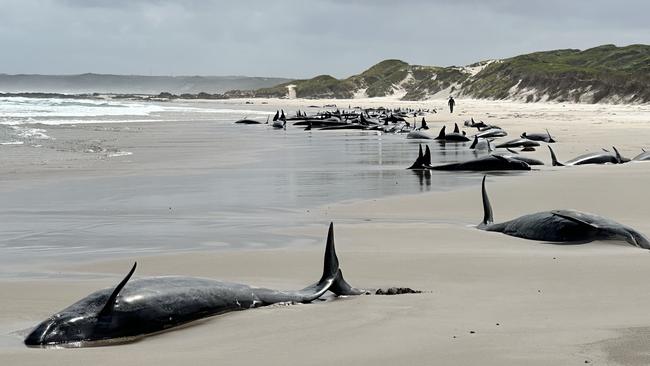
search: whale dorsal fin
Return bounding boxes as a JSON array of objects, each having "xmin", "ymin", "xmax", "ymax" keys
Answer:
[
  {"xmin": 550, "ymin": 211, "xmax": 600, "ymax": 229},
  {"xmin": 548, "ymin": 146, "xmax": 564, "ymax": 166},
  {"xmin": 453, "ymin": 123, "xmax": 460, "ymax": 133},
  {"xmin": 424, "ymin": 145, "xmax": 431, "ymax": 166},
  {"xmin": 545, "ymin": 129, "xmax": 555, "ymax": 143},
  {"xmin": 470, "ymin": 135, "xmax": 478, "ymax": 149},
  {"xmin": 612, "ymin": 146, "xmax": 623, "ymax": 163},
  {"xmin": 437, "ymin": 126, "xmax": 446, "ymax": 139},
  {"xmin": 480, "ymin": 176, "xmax": 494, "ymax": 227},
  {"xmin": 99, "ymin": 262, "xmax": 137, "ymax": 317},
  {"xmin": 407, "ymin": 145, "xmax": 423, "ymax": 169}
]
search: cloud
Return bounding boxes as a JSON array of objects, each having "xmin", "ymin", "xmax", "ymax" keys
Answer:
[{"xmin": 0, "ymin": 0, "xmax": 647, "ymax": 77}]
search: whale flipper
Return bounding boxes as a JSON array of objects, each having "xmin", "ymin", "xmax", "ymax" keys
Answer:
[
  {"xmin": 297, "ymin": 222, "xmax": 360, "ymax": 301},
  {"xmin": 550, "ymin": 211, "xmax": 600, "ymax": 229}
]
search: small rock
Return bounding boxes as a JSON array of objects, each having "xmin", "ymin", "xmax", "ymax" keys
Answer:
[
  {"xmin": 469, "ymin": 331, "xmax": 476, "ymax": 334},
  {"xmin": 375, "ymin": 287, "xmax": 422, "ymax": 295}
]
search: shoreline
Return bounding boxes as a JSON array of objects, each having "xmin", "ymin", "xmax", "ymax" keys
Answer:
[{"xmin": 2, "ymin": 98, "xmax": 650, "ymax": 364}]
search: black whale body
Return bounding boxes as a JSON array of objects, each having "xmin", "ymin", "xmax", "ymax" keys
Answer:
[
  {"xmin": 434, "ymin": 126, "xmax": 470, "ymax": 142},
  {"xmin": 478, "ymin": 177, "xmax": 650, "ymax": 248},
  {"xmin": 548, "ymin": 146, "xmax": 624, "ymax": 166},
  {"xmin": 24, "ymin": 223, "xmax": 362, "ymax": 347},
  {"xmin": 429, "ymin": 155, "xmax": 531, "ymax": 171}
]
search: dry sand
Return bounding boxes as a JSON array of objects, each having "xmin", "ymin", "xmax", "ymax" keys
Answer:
[{"xmin": 1, "ymin": 98, "xmax": 650, "ymax": 365}]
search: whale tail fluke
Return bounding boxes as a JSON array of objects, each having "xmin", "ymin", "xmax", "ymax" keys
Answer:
[
  {"xmin": 299, "ymin": 223, "xmax": 362, "ymax": 301},
  {"xmin": 548, "ymin": 146, "xmax": 564, "ymax": 166},
  {"xmin": 318, "ymin": 222, "xmax": 339, "ymax": 285},
  {"xmin": 479, "ymin": 176, "xmax": 494, "ymax": 228},
  {"xmin": 330, "ymin": 269, "xmax": 363, "ymax": 296}
]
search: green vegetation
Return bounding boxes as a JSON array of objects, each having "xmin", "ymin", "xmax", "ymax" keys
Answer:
[
  {"xmin": 348, "ymin": 59, "xmax": 410, "ymax": 97},
  {"xmin": 464, "ymin": 44, "xmax": 650, "ymax": 103},
  {"xmin": 251, "ymin": 45, "xmax": 650, "ymax": 103}
]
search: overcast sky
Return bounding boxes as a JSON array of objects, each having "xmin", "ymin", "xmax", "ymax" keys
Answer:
[{"xmin": 0, "ymin": 0, "xmax": 647, "ymax": 78}]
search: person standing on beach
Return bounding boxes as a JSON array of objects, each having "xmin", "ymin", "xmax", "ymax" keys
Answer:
[{"xmin": 448, "ymin": 96, "xmax": 456, "ymax": 113}]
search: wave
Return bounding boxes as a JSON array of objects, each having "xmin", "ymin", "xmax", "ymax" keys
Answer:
[{"xmin": 0, "ymin": 97, "xmax": 274, "ymax": 125}]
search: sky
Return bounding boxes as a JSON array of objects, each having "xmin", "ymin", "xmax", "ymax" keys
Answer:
[{"xmin": 0, "ymin": 0, "xmax": 647, "ymax": 78}]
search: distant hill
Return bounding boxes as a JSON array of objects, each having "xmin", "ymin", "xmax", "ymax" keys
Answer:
[
  {"xmin": 0, "ymin": 73, "xmax": 292, "ymax": 94},
  {"xmin": 252, "ymin": 44, "xmax": 650, "ymax": 104}
]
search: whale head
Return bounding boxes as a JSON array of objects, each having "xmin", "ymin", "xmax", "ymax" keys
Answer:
[
  {"xmin": 25, "ymin": 263, "xmax": 138, "ymax": 347},
  {"xmin": 24, "ymin": 312, "xmax": 100, "ymax": 347}
]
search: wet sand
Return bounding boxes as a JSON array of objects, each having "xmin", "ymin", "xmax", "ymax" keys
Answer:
[{"xmin": 1, "ymin": 98, "xmax": 650, "ymax": 365}]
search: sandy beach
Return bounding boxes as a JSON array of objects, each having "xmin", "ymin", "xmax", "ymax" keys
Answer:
[{"xmin": 2, "ymin": 97, "xmax": 650, "ymax": 365}]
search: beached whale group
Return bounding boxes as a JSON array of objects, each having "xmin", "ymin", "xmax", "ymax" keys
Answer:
[
  {"xmin": 236, "ymin": 107, "xmax": 436, "ymax": 132},
  {"xmin": 23, "ymin": 108, "xmax": 650, "ymax": 348},
  {"xmin": 407, "ymin": 117, "xmax": 648, "ymax": 171}
]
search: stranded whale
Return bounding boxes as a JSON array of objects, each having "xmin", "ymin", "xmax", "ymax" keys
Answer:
[
  {"xmin": 24, "ymin": 223, "xmax": 363, "ymax": 347},
  {"xmin": 406, "ymin": 145, "xmax": 529, "ymax": 171},
  {"xmin": 548, "ymin": 146, "xmax": 624, "ymax": 166},
  {"xmin": 521, "ymin": 130, "xmax": 556, "ymax": 143},
  {"xmin": 435, "ymin": 126, "xmax": 470, "ymax": 142},
  {"xmin": 477, "ymin": 177, "xmax": 650, "ymax": 248}
]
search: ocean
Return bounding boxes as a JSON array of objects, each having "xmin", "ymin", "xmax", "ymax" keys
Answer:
[{"xmin": 0, "ymin": 97, "xmax": 489, "ymax": 277}]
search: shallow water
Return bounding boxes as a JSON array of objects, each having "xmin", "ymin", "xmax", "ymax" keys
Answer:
[{"xmin": 0, "ymin": 98, "xmax": 516, "ymax": 276}]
